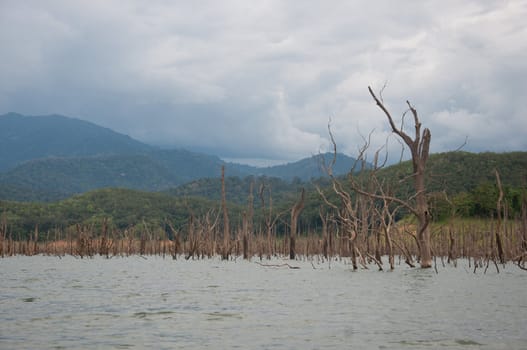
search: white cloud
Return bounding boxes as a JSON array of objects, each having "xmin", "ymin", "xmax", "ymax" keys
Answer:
[{"xmin": 0, "ymin": 0, "xmax": 526, "ymax": 164}]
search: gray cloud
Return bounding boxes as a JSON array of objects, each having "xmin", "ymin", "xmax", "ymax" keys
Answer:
[{"xmin": 1, "ymin": 0, "xmax": 526, "ymax": 165}]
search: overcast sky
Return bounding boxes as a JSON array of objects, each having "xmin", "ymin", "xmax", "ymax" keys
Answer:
[{"xmin": 1, "ymin": 1, "xmax": 526, "ymax": 165}]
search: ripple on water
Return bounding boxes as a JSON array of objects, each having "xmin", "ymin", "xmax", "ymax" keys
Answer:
[
  {"xmin": 205, "ymin": 312, "xmax": 243, "ymax": 321},
  {"xmin": 394, "ymin": 338, "xmax": 484, "ymax": 347},
  {"xmin": 22, "ymin": 297, "xmax": 38, "ymax": 302},
  {"xmin": 132, "ymin": 310, "xmax": 178, "ymax": 319},
  {"xmin": 0, "ymin": 256, "xmax": 525, "ymax": 349}
]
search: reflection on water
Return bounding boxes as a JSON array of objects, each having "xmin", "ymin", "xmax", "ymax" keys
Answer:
[{"xmin": 1, "ymin": 256, "xmax": 526, "ymax": 349}]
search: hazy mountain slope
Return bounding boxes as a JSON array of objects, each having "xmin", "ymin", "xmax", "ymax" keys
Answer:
[
  {"xmin": 150, "ymin": 149, "xmax": 240, "ymax": 183},
  {"xmin": 0, "ymin": 155, "xmax": 179, "ymax": 201},
  {"xmin": 10, "ymin": 112, "xmax": 515, "ymax": 205},
  {"xmin": 229, "ymin": 153, "xmax": 359, "ymax": 181},
  {"xmin": 0, "ymin": 113, "xmax": 153, "ymax": 171}
]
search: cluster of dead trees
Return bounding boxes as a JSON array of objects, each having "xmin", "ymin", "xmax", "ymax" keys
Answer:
[
  {"xmin": 1, "ymin": 87, "xmax": 526, "ymax": 271},
  {"xmin": 312, "ymin": 86, "xmax": 434, "ymax": 268}
]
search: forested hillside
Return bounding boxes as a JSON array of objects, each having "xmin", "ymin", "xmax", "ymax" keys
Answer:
[
  {"xmin": 378, "ymin": 151, "xmax": 527, "ymax": 194},
  {"xmin": 1, "ymin": 150, "xmax": 526, "ymax": 239},
  {"xmin": 1, "ymin": 113, "xmax": 526, "ymax": 238},
  {"xmin": 0, "ymin": 189, "xmax": 231, "ymax": 237},
  {"xmin": 0, "ymin": 155, "xmax": 179, "ymax": 202},
  {"xmin": 373, "ymin": 151, "xmax": 527, "ymax": 220},
  {"xmin": 0, "ymin": 113, "xmax": 152, "ymax": 171}
]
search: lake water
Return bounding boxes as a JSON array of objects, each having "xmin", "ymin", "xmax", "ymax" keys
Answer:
[{"xmin": 1, "ymin": 256, "xmax": 526, "ymax": 349}]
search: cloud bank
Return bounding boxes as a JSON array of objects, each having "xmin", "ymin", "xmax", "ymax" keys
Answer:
[{"xmin": 1, "ymin": 0, "xmax": 526, "ymax": 164}]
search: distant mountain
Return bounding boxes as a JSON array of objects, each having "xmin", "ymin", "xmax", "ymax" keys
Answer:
[
  {"xmin": 0, "ymin": 113, "xmax": 360, "ymax": 202},
  {"xmin": 0, "ymin": 151, "xmax": 350, "ymax": 202},
  {"xmin": 0, "ymin": 155, "xmax": 179, "ymax": 201},
  {"xmin": 150, "ymin": 149, "xmax": 245, "ymax": 182},
  {"xmin": 253, "ymin": 152, "xmax": 360, "ymax": 180},
  {"xmin": 0, "ymin": 112, "xmax": 153, "ymax": 171}
]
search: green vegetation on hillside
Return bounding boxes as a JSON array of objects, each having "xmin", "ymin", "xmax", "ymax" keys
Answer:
[
  {"xmin": 0, "ymin": 113, "xmax": 359, "ymax": 202},
  {"xmin": 0, "ymin": 155, "xmax": 180, "ymax": 202},
  {"xmin": 376, "ymin": 151, "xmax": 527, "ymax": 220},
  {"xmin": 0, "ymin": 149, "xmax": 525, "ymax": 240},
  {"xmin": 0, "ymin": 189, "xmax": 239, "ymax": 239},
  {"xmin": 0, "ymin": 113, "xmax": 152, "ymax": 171},
  {"xmin": 377, "ymin": 151, "xmax": 527, "ymax": 195}
]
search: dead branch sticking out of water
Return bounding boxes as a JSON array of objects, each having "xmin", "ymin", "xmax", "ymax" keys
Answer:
[{"xmin": 254, "ymin": 261, "xmax": 300, "ymax": 269}]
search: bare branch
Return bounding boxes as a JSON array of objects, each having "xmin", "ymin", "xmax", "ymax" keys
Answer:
[
  {"xmin": 316, "ymin": 185, "xmax": 339, "ymax": 211},
  {"xmin": 453, "ymin": 136, "xmax": 468, "ymax": 152},
  {"xmin": 368, "ymin": 86, "xmax": 413, "ymax": 146},
  {"xmin": 406, "ymin": 100, "xmax": 421, "ymax": 144},
  {"xmin": 348, "ymin": 177, "xmax": 419, "ymax": 217},
  {"xmin": 327, "ymin": 118, "xmax": 337, "ymax": 177},
  {"xmin": 379, "ymin": 81, "xmax": 388, "ymax": 104}
]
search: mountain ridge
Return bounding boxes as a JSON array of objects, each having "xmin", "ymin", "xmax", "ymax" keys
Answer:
[
  {"xmin": 0, "ymin": 112, "xmax": 153, "ymax": 171},
  {"xmin": 0, "ymin": 113, "xmax": 358, "ymax": 201}
]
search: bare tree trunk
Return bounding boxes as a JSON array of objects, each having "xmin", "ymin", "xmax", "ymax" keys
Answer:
[
  {"xmin": 350, "ymin": 240, "xmax": 358, "ymax": 270},
  {"xmin": 0, "ymin": 215, "xmax": 5, "ymax": 258},
  {"xmin": 386, "ymin": 231, "xmax": 394, "ymax": 270},
  {"xmin": 375, "ymin": 226, "xmax": 382, "ymax": 264},
  {"xmin": 448, "ymin": 227, "xmax": 456, "ymax": 264},
  {"xmin": 221, "ymin": 166, "xmax": 230, "ymax": 260},
  {"xmin": 242, "ymin": 213, "xmax": 249, "ymax": 260},
  {"xmin": 368, "ymin": 86, "xmax": 432, "ymax": 268},
  {"xmin": 522, "ymin": 189, "xmax": 527, "ymax": 251},
  {"xmin": 290, "ymin": 188, "xmax": 305, "ymax": 260},
  {"xmin": 319, "ymin": 209, "xmax": 329, "ymax": 260},
  {"xmin": 495, "ymin": 169, "xmax": 505, "ymax": 264},
  {"xmin": 243, "ymin": 182, "xmax": 254, "ymax": 260},
  {"xmin": 32, "ymin": 224, "xmax": 39, "ymax": 256},
  {"xmin": 260, "ymin": 183, "xmax": 273, "ymax": 258},
  {"xmin": 185, "ymin": 215, "xmax": 196, "ymax": 260},
  {"xmin": 415, "ymin": 165, "xmax": 433, "ymax": 268}
]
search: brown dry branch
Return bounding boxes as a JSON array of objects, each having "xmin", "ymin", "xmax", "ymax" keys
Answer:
[
  {"xmin": 368, "ymin": 86, "xmax": 432, "ymax": 268},
  {"xmin": 254, "ymin": 261, "xmax": 300, "ymax": 269}
]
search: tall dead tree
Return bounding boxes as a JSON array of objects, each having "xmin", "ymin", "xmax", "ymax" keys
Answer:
[
  {"xmin": 368, "ymin": 86, "xmax": 433, "ymax": 268},
  {"xmin": 289, "ymin": 188, "xmax": 305, "ymax": 260},
  {"xmin": 221, "ymin": 166, "xmax": 230, "ymax": 259},
  {"xmin": 259, "ymin": 183, "xmax": 274, "ymax": 257},
  {"xmin": 242, "ymin": 181, "xmax": 254, "ymax": 260},
  {"xmin": 259, "ymin": 183, "xmax": 286, "ymax": 258},
  {"xmin": 317, "ymin": 125, "xmax": 371, "ymax": 270},
  {"xmin": 494, "ymin": 169, "xmax": 506, "ymax": 264}
]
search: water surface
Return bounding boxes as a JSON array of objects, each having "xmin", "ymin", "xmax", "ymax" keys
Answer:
[{"xmin": 1, "ymin": 256, "xmax": 526, "ymax": 349}]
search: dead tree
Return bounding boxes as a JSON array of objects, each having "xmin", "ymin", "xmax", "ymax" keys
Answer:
[
  {"xmin": 289, "ymin": 188, "xmax": 305, "ymax": 260},
  {"xmin": 242, "ymin": 181, "xmax": 254, "ymax": 260},
  {"xmin": 0, "ymin": 213, "xmax": 5, "ymax": 257},
  {"xmin": 317, "ymin": 175, "xmax": 360, "ymax": 269},
  {"xmin": 185, "ymin": 214, "xmax": 197, "ymax": 260},
  {"xmin": 368, "ymin": 86, "xmax": 433, "ymax": 268},
  {"xmin": 494, "ymin": 169, "xmax": 506, "ymax": 264},
  {"xmin": 319, "ymin": 208, "xmax": 330, "ymax": 259},
  {"xmin": 259, "ymin": 183, "xmax": 286, "ymax": 258},
  {"xmin": 373, "ymin": 183, "xmax": 400, "ymax": 270},
  {"xmin": 317, "ymin": 125, "xmax": 371, "ymax": 270},
  {"xmin": 167, "ymin": 221, "xmax": 181, "ymax": 259},
  {"xmin": 220, "ymin": 166, "xmax": 231, "ymax": 260}
]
